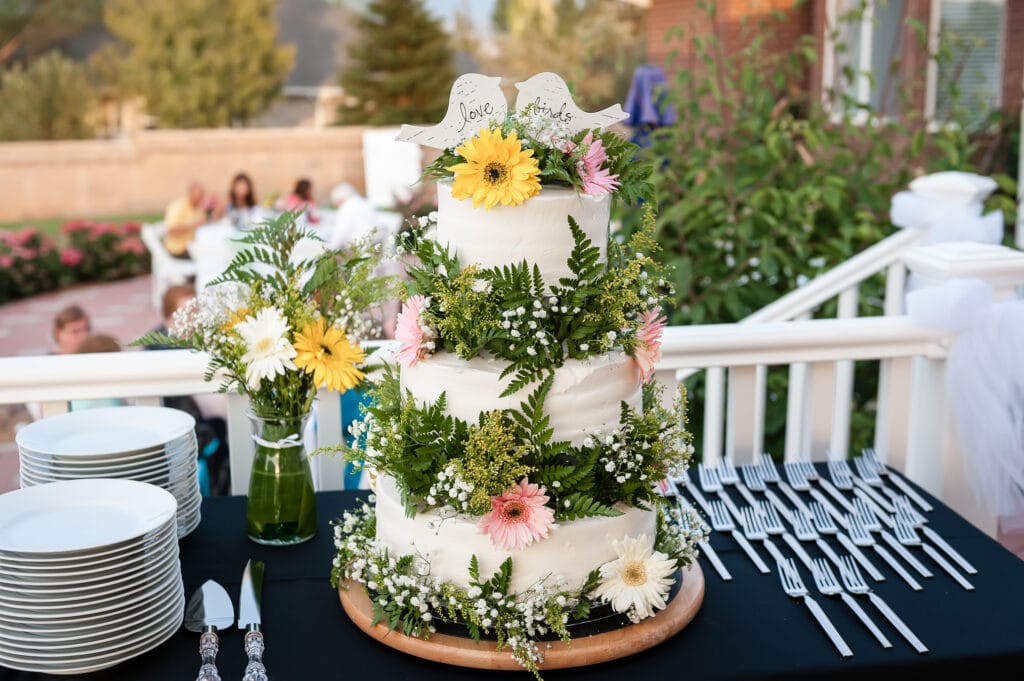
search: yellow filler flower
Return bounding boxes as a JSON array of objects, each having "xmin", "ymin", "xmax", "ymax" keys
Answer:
[
  {"xmin": 448, "ymin": 127, "xmax": 541, "ymax": 209},
  {"xmin": 293, "ymin": 318, "xmax": 366, "ymax": 392}
]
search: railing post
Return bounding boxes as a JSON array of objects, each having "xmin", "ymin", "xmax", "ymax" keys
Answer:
[{"xmin": 903, "ymin": 242, "xmax": 1024, "ymax": 536}]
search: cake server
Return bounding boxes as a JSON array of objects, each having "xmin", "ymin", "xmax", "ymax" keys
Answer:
[
  {"xmin": 185, "ymin": 580, "xmax": 234, "ymax": 681},
  {"xmin": 238, "ymin": 559, "xmax": 268, "ymax": 681}
]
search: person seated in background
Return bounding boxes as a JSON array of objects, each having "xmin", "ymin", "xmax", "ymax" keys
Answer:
[
  {"xmin": 326, "ymin": 182, "xmax": 377, "ymax": 250},
  {"xmin": 163, "ymin": 181, "xmax": 220, "ymax": 258},
  {"xmin": 276, "ymin": 178, "xmax": 320, "ymax": 224},
  {"xmin": 144, "ymin": 284, "xmax": 196, "ymax": 350},
  {"xmin": 70, "ymin": 334, "xmax": 126, "ymax": 411},
  {"xmin": 225, "ymin": 172, "xmax": 258, "ymax": 230},
  {"xmin": 141, "ymin": 284, "xmax": 230, "ymax": 496},
  {"xmin": 51, "ymin": 304, "xmax": 91, "ymax": 355}
]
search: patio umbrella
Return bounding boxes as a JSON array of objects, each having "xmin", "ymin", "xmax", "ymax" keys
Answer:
[{"xmin": 622, "ymin": 64, "xmax": 675, "ymax": 148}]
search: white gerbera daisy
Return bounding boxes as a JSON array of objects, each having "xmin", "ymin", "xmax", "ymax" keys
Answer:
[
  {"xmin": 594, "ymin": 534, "xmax": 676, "ymax": 621},
  {"xmin": 234, "ymin": 307, "xmax": 297, "ymax": 389}
]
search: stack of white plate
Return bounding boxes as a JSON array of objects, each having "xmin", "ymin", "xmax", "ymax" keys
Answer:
[
  {"xmin": 16, "ymin": 406, "xmax": 202, "ymax": 538},
  {"xmin": 0, "ymin": 479, "xmax": 184, "ymax": 675}
]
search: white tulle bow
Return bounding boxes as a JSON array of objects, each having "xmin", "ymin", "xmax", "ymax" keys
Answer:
[{"xmin": 907, "ymin": 279, "xmax": 1024, "ymax": 515}]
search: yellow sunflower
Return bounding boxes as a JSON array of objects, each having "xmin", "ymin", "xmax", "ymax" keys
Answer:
[
  {"xmin": 221, "ymin": 306, "xmax": 249, "ymax": 332},
  {"xmin": 292, "ymin": 318, "xmax": 366, "ymax": 392},
  {"xmin": 447, "ymin": 127, "xmax": 541, "ymax": 209}
]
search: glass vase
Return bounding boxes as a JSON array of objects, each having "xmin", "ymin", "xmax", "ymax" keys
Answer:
[{"xmin": 245, "ymin": 411, "xmax": 317, "ymax": 545}]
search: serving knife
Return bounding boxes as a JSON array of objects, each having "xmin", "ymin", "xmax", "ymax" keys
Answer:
[
  {"xmin": 238, "ymin": 559, "xmax": 268, "ymax": 681},
  {"xmin": 185, "ymin": 580, "xmax": 234, "ymax": 681}
]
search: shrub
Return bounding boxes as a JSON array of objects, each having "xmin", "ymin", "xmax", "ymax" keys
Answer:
[
  {"xmin": 0, "ymin": 221, "xmax": 150, "ymax": 305},
  {"xmin": 0, "ymin": 50, "xmax": 97, "ymax": 141},
  {"xmin": 619, "ymin": 7, "xmax": 1014, "ymax": 458}
]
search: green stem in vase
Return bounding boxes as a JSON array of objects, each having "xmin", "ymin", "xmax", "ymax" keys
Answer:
[{"xmin": 246, "ymin": 411, "xmax": 317, "ymax": 545}]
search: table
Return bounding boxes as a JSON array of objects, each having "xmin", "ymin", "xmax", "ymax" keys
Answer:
[{"xmin": 3, "ymin": 470, "xmax": 1024, "ymax": 680}]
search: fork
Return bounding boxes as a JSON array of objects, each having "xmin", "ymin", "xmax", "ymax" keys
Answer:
[
  {"xmin": 740, "ymin": 506, "xmax": 787, "ymax": 565},
  {"xmin": 810, "ymin": 558, "xmax": 891, "ymax": 648},
  {"xmin": 853, "ymin": 456, "xmax": 883, "ymax": 486},
  {"xmin": 663, "ymin": 478, "xmax": 733, "ymax": 582},
  {"xmin": 709, "ymin": 500, "xmax": 770, "ymax": 574},
  {"xmin": 783, "ymin": 462, "xmax": 811, "ymax": 491},
  {"xmin": 893, "ymin": 496, "xmax": 926, "ymax": 527},
  {"xmin": 861, "ymin": 448, "xmax": 934, "ymax": 513},
  {"xmin": 839, "ymin": 556, "xmax": 928, "ymax": 654},
  {"xmin": 851, "ymin": 495, "xmax": 934, "ymax": 580},
  {"xmin": 717, "ymin": 458, "xmax": 740, "ymax": 485},
  {"xmin": 777, "ymin": 558, "xmax": 853, "ymax": 657},
  {"xmin": 698, "ymin": 463, "xmax": 723, "ymax": 493},
  {"xmin": 893, "ymin": 518, "xmax": 974, "ymax": 591},
  {"xmin": 845, "ymin": 513, "xmax": 922, "ymax": 591},
  {"xmin": 758, "ymin": 452, "xmax": 781, "ymax": 483},
  {"xmin": 827, "ymin": 459, "xmax": 855, "ymax": 490}
]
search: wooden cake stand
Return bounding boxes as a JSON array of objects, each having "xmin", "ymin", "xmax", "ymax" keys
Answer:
[{"xmin": 338, "ymin": 563, "xmax": 704, "ymax": 671}]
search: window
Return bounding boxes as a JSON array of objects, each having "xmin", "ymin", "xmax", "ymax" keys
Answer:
[
  {"xmin": 931, "ymin": 0, "xmax": 1005, "ymax": 121},
  {"xmin": 823, "ymin": 0, "xmax": 1005, "ymax": 122}
]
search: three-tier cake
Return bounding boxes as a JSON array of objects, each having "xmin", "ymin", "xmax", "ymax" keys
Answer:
[{"xmin": 331, "ymin": 72, "xmax": 706, "ymax": 675}]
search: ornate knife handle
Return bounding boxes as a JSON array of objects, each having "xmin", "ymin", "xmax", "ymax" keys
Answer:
[
  {"xmin": 242, "ymin": 627, "xmax": 268, "ymax": 681},
  {"xmin": 196, "ymin": 629, "xmax": 221, "ymax": 681}
]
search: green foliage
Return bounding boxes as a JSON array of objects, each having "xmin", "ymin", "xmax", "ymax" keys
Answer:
[
  {"xmin": 337, "ymin": 0, "xmax": 455, "ymax": 126},
  {"xmin": 103, "ymin": 0, "xmax": 294, "ymax": 128},
  {"xmin": 0, "ymin": 49, "xmax": 96, "ymax": 141},
  {"xmin": 399, "ymin": 210, "xmax": 670, "ymax": 396},
  {"xmin": 626, "ymin": 7, "xmax": 1005, "ymax": 458}
]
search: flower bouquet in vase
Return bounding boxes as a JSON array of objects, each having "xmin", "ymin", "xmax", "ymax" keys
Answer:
[{"xmin": 136, "ymin": 211, "xmax": 394, "ymax": 544}]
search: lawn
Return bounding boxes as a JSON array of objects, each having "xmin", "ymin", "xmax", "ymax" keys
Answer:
[{"xmin": 0, "ymin": 212, "xmax": 162, "ymax": 241}]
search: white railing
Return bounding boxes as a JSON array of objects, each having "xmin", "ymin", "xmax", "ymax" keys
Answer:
[{"xmin": 692, "ymin": 227, "xmax": 926, "ymax": 466}]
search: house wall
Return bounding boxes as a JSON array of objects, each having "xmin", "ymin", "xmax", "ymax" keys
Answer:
[
  {"xmin": 0, "ymin": 127, "xmax": 369, "ymax": 222},
  {"xmin": 649, "ymin": 0, "xmax": 1023, "ymax": 115},
  {"xmin": 647, "ymin": 0, "xmax": 813, "ymax": 90}
]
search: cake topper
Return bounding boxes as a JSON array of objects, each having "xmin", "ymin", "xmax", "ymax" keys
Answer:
[
  {"xmin": 395, "ymin": 73, "xmax": 507, "ymax": 150},
  {"xmin": 395, "ymin": 72, "xmax": 630, "ymax": 150},
  {"xmin": 514, "ymin": 72, "xmax": 629, "ymax": 134}
]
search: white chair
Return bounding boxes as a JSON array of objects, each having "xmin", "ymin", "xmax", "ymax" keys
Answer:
[{"xmin": 140, "ymin": 222, "xmax": 197, "ymax": 310}]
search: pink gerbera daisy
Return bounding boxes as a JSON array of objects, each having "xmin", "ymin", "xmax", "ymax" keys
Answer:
[
  {"xmin": 634, "ymin": 308, "xmax": 667, "ymax": 383},
  {"xmin": 578, "ymin": 132, "xmax": 620, "ymax": 196},
  {"xmin": 395, "ymin": 295, "xmax": 433, "ymax": 367},
  {"xmin": 477, "ymin": 478, "xmax": 555, "ymax": 551}
]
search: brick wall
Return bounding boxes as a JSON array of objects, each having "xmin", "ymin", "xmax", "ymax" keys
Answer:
[
  {"xmin": 1003, "ymin": 1, "xmax": 1024, "ymax": 113},
  {"xmin": 647, "ymin": 0, "xmax": 813, "ymax": 90}
]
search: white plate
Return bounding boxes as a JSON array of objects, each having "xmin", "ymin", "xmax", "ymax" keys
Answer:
[
  {"xmin": 18, "ymin": 450, "xmax": 197, "ymax": 481},
  {"xmin": 0, "ymin": 568, "xmax": 181, "ymax": 627},
  {"xmin": 0, "ymin": 479, "xmax": 177, "ymax": 555},
  {"xmin": 18, "ymin": 458, "xmax": 199, "ymax": 488},
  {"xmin": 0, "ymin": 542, "xmax": 177, "ymax": 596},
  {"xmin": 0, "ymin": 584, "xmax": 183, "ymax": 672},
  {"xmin": 0, "ymin": 518, "xmax": 176, "ymax": 568},
  {"xmin": 0, "ymin": 535, "xmax": 176, "ymax": 585},
  {"xmin": 19, "ymin": 433, "xmax": 196, "ymax": 466},
  {"xmin": 0, "ymin": 555, "xmax": 179, "ymax": 609},
  {"xmin": 19, "ymin": 440, "xmax": 196, "ymax": 473},
  {"xmin": 15, "ymin": 406, "xmax": 195, "ymax": 457},
  {"xmin": 0, "ymin": 587, "xmax": 184, "ymax": 647},
  {"xmin": 0, "ymin": 584, "xmax": 183, "ymax": 640}
]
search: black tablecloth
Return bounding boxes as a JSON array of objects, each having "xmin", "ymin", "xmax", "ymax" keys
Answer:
[{"xmin": 3, "ymin": 470, "xmax": 1024, "ymax": 680}]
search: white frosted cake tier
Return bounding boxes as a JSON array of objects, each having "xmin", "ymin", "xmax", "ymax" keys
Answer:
[
  {"xmin": 435, "ymin": 182, "xmax": 611, "ymax": 283},
  {"xmin": 400, "ymin": 351, "xmax": 641, "ymax": 445},
  {"xmin": 374, "ymin": 474, "xmax": 657, "ymax": 593}
]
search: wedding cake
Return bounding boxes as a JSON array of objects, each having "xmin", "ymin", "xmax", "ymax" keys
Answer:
[{"xmin": 331, "ymin": 73, "xmax": 705, "ymax": 674}]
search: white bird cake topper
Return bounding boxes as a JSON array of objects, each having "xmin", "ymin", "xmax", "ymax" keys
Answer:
[
  {"xmin": 513, "ymin": 72, "xmax": 629, "ymax": 134},
  {"xmin": 394, "ymin": 72, "xmax": 629, "ymax": 150},
  {"xmin": 394, "ymin": 73, "xmax": 507, "ymax": 150}
]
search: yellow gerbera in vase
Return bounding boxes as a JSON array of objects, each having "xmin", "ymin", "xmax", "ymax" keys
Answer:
[
  {"xmin": 293, "ymin": 317, "xmax": 366, "ymax": 393},
  {"xmin": 447, "ymin": 127, "xmax": 541, "ymax": 209}
]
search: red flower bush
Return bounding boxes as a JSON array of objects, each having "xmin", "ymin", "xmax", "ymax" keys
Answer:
[{"xmin": 0, "ymin": 221, "xmax": 151, "ymax": 305}]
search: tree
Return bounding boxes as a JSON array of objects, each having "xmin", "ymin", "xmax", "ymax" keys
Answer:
[
  {"xmin": 337, "ymin": 0, "xmax": 455, "ymax": 126},
  {"xmin": 103, "ymin": 0, "xmax": 294, "ymax": 128},
  {"xmin": 0, "ymin": 49, "xmax": 96, "ymax": 140},
  {"xmin": 483, "ymin": 0, "xmax": 647, "ymax": 110},
  {"xmin": 0, "ymin": 0, "xmax": 101, "ymax": 66}
]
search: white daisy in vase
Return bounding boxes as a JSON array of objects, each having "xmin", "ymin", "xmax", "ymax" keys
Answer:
[
  {"xmin": 234, "ymin": 307, "xmax": 297, "ymax": 389},
  {"xmin": 594, "ymin": 534, "xmax": 677, "ymax": 622}
]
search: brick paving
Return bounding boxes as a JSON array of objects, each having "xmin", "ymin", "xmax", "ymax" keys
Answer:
[{"xmin": 0, "ymin": 274, "xmax": 160, "ymax": 493}]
